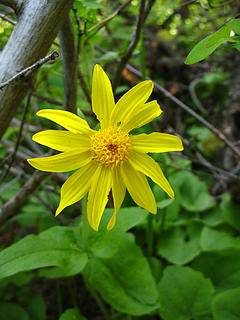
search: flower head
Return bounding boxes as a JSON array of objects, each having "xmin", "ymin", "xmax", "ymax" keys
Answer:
[{"xmin": 28, "ymin": 65, "xmax": 183, "ymax": 231}]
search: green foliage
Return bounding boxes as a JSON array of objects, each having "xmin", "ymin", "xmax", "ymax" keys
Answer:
[
  {"xmin": 212, "ymin": 288, "xmax": 240, "ymax": 320},
  {"xmin": 185, "ymin": 19, "xmax": 240, "ymax": 64},
  {"xmin": 59, "ymin": 308, "xmax": 86, "ymax": 320},
  {"xmin": 157, "ymin": 224, "xmax": 202, "ymax": 265},
  {"xmin": 0, "ymin": 226, "xmax": 88, "ymax": 280},
  {"xmin": 1, "ymin": 0, "xmax": 240, "ymax": 319},
  {"xmin": 0, "ymin": 302, "xmax": 30, "ymax": 320},
  {"xmin": 158, "ymin": 266, "xmax": 214, "ymax": 320},
  {"xmin": 85, "ymin": 234, "xmax": 159, "ymax": 315}
]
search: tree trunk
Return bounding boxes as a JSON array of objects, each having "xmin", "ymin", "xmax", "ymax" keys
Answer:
[{"xmin": 0, "ymin": 0, "xmax": 74, "ymax": 140}]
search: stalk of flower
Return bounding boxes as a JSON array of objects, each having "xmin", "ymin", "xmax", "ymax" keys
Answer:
[{"xmin": 27, "ymin": 64, "xmax": 183, "ymax": 231}]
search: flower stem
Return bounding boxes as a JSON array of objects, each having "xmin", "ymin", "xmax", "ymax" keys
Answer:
[
  {"xmin": 82, "ymin": 194, "xmax": 88, "ymax": 250},
  {"xmin": 56, "ymin": 279, "xmax": 62, "ymax": 316},
  {"xmin": 146, "ymin": 213, "xmax": 154, "ymax": 256}
]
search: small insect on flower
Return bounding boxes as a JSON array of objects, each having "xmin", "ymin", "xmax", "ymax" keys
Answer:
[{"xmin": 28, "ymin": 64, "xmax": 183, "ymax": 231}]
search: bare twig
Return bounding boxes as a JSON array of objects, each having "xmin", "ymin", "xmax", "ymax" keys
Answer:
[
  {"xmin": 0, "ymin": 171, "xmax": 46, "ymax": 224},
  {"xmin": 59, "ymin": 16, "xmax": 77, "ymax": 113},
  {"xmin": 113, "ymin": 0, "xmax": 146, "ymax": 90},
  {"xmin": 125, "ymin": 64, "xmax": 240, "ymax": 159},
  {"xmin": 0, "ymin": 51, "xmax": 59, "ymax": 90},
  {"xmin": 189, "ymin": 78, "xmax": 208, "ymax": 115},
  {"xmin": 0, "ymin": 0, "xmax": 17, "ymax": 10},
  {"xmin": 32, "ymin": 93, "xmax": 62, "ymax": 106},
  {"xmin": 0, "ymin": 89, "xmax": 32, "ymax": 184},
  {"xmin": 72, "ymin": 5, "xmax": 92, "ymax": 105},
  {"xmin": 85, "ymin": 0, "xmax": 132, "ymax": 42},
  {"xmin": 0, "ymin": 172, "xmax": 23, "ymax": 195},
  {"xmin": 0, "ymin": 12, "xmax": 16, "ymax": 25}
]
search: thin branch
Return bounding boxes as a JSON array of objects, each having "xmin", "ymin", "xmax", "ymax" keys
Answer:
[
  {"xmin": 0, "ymin": 12, "xmax": 16, "ymax": 25},
  {"xmin": 0, "ymin": 51, "xmax": 59, "ymax": 90},
  {"xmin": 33, "ymin": 92, "xmax": 94, "ymax": 117},
  {"xmin": 0, "ymin": 171, "xmax": 46, "ymax": 224},
  {"xmin": 0, "ymin": 89, "xmax": 32, "ymax": 184},
  {"xmin": 84, "ymin": 0, "xmax": 132, "ymax": 42},
  {"xmin": 189, "ymin": 78, "xmax": 208, "ymax": 115},
  {"xmin": 113, "ymin": 0, "xmax": 146, "ymax": 90},
  {"xmin": 32, "ymin": 93, "xmax": 62, "ymax": 106},
  {"xmin": 72, "ymin": 5, "xmax": 92, "ymax": 105},
  {"xmin": 58, "ymin": 16, "xmax": 77, "ymax": 113},
  {"xmin": 125, "ymin": 63, "xmax": 240, "ymax": 159},
  {"xmin": 0, "ymin": 0, "xmax": 17, "ymax": 11}
]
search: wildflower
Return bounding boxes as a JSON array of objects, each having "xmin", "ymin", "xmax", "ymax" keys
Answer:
[{"xmin": 28, "ymin": 65, "xmax": 183, "ymax": 231}]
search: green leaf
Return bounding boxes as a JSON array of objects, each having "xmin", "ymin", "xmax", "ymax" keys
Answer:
[
  {"xmin": 0, "ymin": 302, "xmax": 30, "ymax": 320},
  {"xmin": 82, "ymin": 0, "xmax": 101, "ymax": 9},
  {"xmin": 206, "ymin": 25, "xmax": 232, "ymax": 47},
  {"xmin": 59, "ymin": 308, "xmax": 86, "ymax": 320},
  {"xmin": 157, "ymin": 224, "xmax": 202, "ymax": 265},
  {"xmin": 85, "ymin": 234, "xmax": 159, "ymax": 315},
  {"xmin": 27, "ymin": 295, "xmax": 46, "ymax": 320},
  {"xmin": 0, "ymin": 226, "xmax": 88, "ymax": 280},
  {"xmin": 200, "ymin": 227, "xmax": 240, "ymax": 252},
  {"xmin": 158, "ymin": 266, "xmax": 214, "ymax": 320},
  {"xmin": 157, "ymin": 198, "xmax": 174, "ymax": 209},
  {"xmin": 175, "ymin": 171, "xmax": 214, "ymax": 212},
  {"xmin": 88, "ymin": 207, "xmax": 148, "ymax": 258},
  {"xmin": 220, "ymin": 195, "xmax": 240, "ymax": 232},
  {"xmin": 213, "ymin": 287, "xmax": 240, "ymax": 320},
  {"xmin": 201, "ymin": 207, "xmax": 224, "ymax": 227},
  {"xmin": 192, "ymin": 252, "xmax": 240, "ymax": 291},
  {"xmin": 185, "ymin": 26, "xmax": 231, "ymax": 64},
  {"xmin": 227, "ymin": 19, "xmax": 240, "ymax": 34}
]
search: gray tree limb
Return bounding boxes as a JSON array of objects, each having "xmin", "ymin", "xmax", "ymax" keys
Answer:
[
  {"xmin": 0, "ymin": 0, "xmax": 18, "ymax": 11},
  {"xmin": 0, "ymin": 171, "xmax": 46, "ymax": 224},
  {"xmin": 0, "ymin": 0, "xmax": 74, "ymax": 140},
  {"xmin": 58, "ymin": 14, "xmax": 77, "ymax": 113}
]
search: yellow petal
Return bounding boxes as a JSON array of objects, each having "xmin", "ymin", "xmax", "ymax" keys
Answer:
[
  {"xmin": 107, "ymin": 167, "xmax": 126, "ymax": 231},
  {"xmin": 55, "ymin": 161, "xmax": 98, "ymax": 215},
  {"xmin": 121, "ymin": 100, "xmax": 162, "ymax": 132},
  {"xmin": 27, "ymin": 151, "xmax": 92, "ymax": 172},
  {"xmin": 32, "ymin": 130, "xmax": 91, "ymax": 152},
  {"xmin": 110, "ymin": 80, "xmax": 153, "ymax": 126},
  {"xmin": 37, "ymin": 109, "xmax": 93, "ymax": 134},
  {"xmin": 130, "ymin": 132, "xmax": 183, "ymax": 153},
  {"xmin": 87, "ymin": 165, "xmax": 112, "ymax": 231},
  {"xmin": 120, "ymin": 161, "xmax": 156, "ymax": 214},
  {"xmin": 92, "ymin": 64, "xmax": 115, "ymax": 128},
  {"xmin": 128, "ymin": 151, "xmax": 174, "ymax": 199}
]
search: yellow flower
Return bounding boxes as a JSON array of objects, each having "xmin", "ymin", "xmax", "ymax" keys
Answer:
[{"xmin": 28, "ymin": 64, "xmax": 183, "ymax": 231}]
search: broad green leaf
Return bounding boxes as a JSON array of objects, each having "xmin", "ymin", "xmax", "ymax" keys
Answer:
[
  {"xmin": 192, "ymin": 252, "xmax": 240, "ymax": 291},
  {"xmin": 88, "ymin": 207, "xmax": 148, "ymax": 258},
  {"xmin": 37, "ymin": 267, "xmax": 66, "ymax": 279},
  {"xmin": 27, "ymin": 295, "xmax": 46, "ymax": 320},
  {"xmin": 59, "ymin": 307, "xmax": 86, "ymax": 320},
  {"xmin": 0, "ymin": 226, "xmax": 88, "ymax": 280},
  {"xmin": 157, "ymin": 224, "xmax": 202, "ymax": 265},
  {"xmin": 158, "ymin": 266, "xmax": 214, "ymax": 320},
  {"xmin": 0, "ymin": 302, "xmax": 30, "ymax": 320},
  {"xmin": 227, "ymin": 19, "xmax": 240, "ymax": 34},
  {"xmin": 185, "ymin": 31, "xmax": 230, "ymax": 64},
  {"xmin": 174, "ymin": 171, "xmax": 215, "ymax": 212},
  {"xmin": 201, "ymin": 207, "xmax": 224, "ymax": 227},
  {"xmin": 200, "ymin": 227, "xmax": 240, "ymax": 252},
  {"xmin": 206, "ymin": 25, "xmax": 231, "ymax": 47},
  {"xmin": 85, "ymin": 234, "xmax": 159, "ymax": 315},
  {"xmin": 220, "ymin": 194, "xmax": 240, "ymax": 232},
  {"xmin": 157, "ymin": 198, "xmax": 174, "ymax": 209},
  {"xmin": 212, "ymin": 287, "xmax": 240, "ymax": 320}
]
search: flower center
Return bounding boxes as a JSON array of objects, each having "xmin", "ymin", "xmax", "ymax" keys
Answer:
[{"xmin": 91, "ymin": 128, "xmax": 131, "ymax": 167}]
